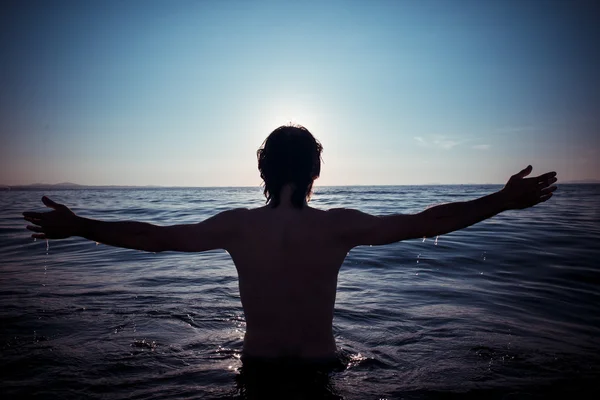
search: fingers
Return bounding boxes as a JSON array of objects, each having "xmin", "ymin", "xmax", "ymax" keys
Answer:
[
  {"xmin": 24, "ymin": 215, "xmax": 42, "ymax": 224},
  {"xmin": 540, "ymin": 185, "xmax": 557, "ymax": 195},
  {"xmin": 23, "ymin": 212, "xmax": 44, "ymax": 219},
  {"xmin": 42, "ymin": 196, "xmax": 61, "ymax": 210},
  {"xmin": 24, "ymin": 212, "xmax": 43, "ymax": 230},
  {"xmin": 536, "ymin": 185, "xmax": 557, "ymax": 204},
  {"xmin": 514, "ymin": 165, "xmax": 533, "ymax": 179},
  {"xmin": 535, "ymin": 171, "xmax": 557, "ymax": 184},
  {"xmin": 537, "ymin": 177, "xmax": 557, "ymax": 190},
  {"xmin": 26, "ymin": 225, "xmax": 43, "ymax": 233}
]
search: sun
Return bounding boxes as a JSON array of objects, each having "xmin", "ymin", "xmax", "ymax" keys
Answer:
[{"xmin": 262, "ymin": 99, "xmax": 327, "ymax": 141}]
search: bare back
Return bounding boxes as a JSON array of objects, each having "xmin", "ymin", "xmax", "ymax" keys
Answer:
[{"xmin": 227, "ymin": 205, "xmax": 348, "ymax": 359}]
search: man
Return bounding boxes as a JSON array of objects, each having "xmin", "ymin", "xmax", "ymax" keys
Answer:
[{"xmin": 23, "ymin": 125, "xmax": 557, "ymax": 364}]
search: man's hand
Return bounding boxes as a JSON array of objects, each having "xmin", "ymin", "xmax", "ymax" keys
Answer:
[
  {"xmin": 23, "ymin": 196, "xmax": 79, "ymax": 240},
  {"xmin": 501, "ymin": 165, "xmax": 557, "ymax": 210}
]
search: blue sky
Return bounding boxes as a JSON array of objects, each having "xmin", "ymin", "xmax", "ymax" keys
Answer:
[{"xmin": 1, "ymin": 0, "xmax": 598, "ymax": 186}]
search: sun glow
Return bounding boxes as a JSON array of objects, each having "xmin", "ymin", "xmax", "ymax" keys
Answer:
[
  {"xmin": 255, "ymin": 97, "xmax": 330, "ymax": 149},
  {"xmin": 266, "ymin": 106, "xmax": 321, "ymax": 132}
]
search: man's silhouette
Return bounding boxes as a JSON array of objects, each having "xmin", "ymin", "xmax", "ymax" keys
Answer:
[{"xmin": 23, "ymin": 125, "xmax": 557, "ymax": 364}]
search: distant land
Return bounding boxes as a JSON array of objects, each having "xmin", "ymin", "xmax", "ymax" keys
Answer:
[
  {"xmin": 0, "ymin": 182, "xmax": 166, "ymax": 190},
  {"xmin": 1, "ymin": 179, "xmax": 599, "ymax": 190}
]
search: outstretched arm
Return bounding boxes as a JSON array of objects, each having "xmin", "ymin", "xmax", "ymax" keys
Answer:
[
  {"xmin": 332, "ymin": 165, "xmax": 557, "ymax": 248},
  {"xmin": 23, "ymin": 197, "xmax": 244, "ymax": 252}
]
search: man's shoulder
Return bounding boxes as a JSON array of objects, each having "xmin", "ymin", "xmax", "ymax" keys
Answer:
[
  {"xmin": 223, "ymin": 206, "xmax": 368, "ymax": 216},
  {"xmin": 325, "ymin": 207, "xmax": 372, "ymax": 220},
  {"xmin": 304, "ymin": 206, "xmax": 362, "ymax": 219},
  {"xmin": 208, "ymin": 207, "xmax": 252, "ymax": 227},
  {"xmin": 216, "ymin": 207, "xmax": 251, "ymax": 218},
  {"xmin": 222, "ymin": 206, "xmax": 270, "ymax": 222},
  {"xmin": 234, "ymin": 205, "xmax": 354, "ymax": 223}
]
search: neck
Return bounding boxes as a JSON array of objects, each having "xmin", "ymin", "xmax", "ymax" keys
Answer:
[{"xmin": 272, "ymin": 184, "xmax": 307, "ymax": 208}]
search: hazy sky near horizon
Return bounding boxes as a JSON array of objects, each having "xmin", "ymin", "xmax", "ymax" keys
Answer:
[{"xmin": 1, "ymin": 0, "xmax": 598, "ymax": 186}]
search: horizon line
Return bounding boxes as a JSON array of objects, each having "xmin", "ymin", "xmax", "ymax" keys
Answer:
[
  {"xmin": 1, "ymin": 180, "xmax": 597, "ymax": 189},
  {"xmin": 4, "ymin": 182, "xmax": 504, "ymax": 188}
]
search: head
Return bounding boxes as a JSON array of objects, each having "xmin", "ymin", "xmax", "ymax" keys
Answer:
[{"xmin": 257, "ymin": 124, "xmax": 323, "ymax": 208}]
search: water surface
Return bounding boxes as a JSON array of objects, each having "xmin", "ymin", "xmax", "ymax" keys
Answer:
[{"xmin": 1, "ymin": 185, "xmax": 599, "ymax": 399}]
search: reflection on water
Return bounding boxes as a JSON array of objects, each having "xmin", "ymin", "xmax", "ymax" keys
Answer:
[{"xmin": 1, "ymin": 185, "xmax": 599, "ymax": 399}]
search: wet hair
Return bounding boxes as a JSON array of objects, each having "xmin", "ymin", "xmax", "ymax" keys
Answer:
[{"xmin": 257, "ymin": 125, "xmax": 323, "ymax": 209}]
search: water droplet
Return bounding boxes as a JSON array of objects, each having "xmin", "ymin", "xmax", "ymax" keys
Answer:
[
  {"xmin": 434, "ymin": 236, "xmax": 438, "ymax": 245},
  {"xmin": 422, "ymin": 237, "xmax": 426, "ymax": 242}
]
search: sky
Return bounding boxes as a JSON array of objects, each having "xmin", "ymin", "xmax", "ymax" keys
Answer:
[{"xmin": 1, "ymin": 0, "xmax": 598, "ymax": 186}]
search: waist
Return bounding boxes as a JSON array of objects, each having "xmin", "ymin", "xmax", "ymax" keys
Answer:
[
  {"xmin": 243, "ymin": 329, "xmax": 337, "ymax": 359},
  {"xmin": 240, "ymin": 353, "xmax": 346, "ymax": 373},
  {"xmin": 237, "ymin": 353, "xmax": 346, "ymax": 397}
]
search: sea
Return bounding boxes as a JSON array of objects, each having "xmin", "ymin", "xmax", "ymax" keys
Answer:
[{"xmin": 1, "ymin": 185, "xmax": 599, "ymax": 399}]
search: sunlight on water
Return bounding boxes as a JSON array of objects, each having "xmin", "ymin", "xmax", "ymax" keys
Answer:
[
  {"xmin": 131, "ymin": 339, "xmax": 157, "ymax": 350},
  {"xmin": 347, "ymin": 352, "xmax": 367, "ymax": 368}
]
